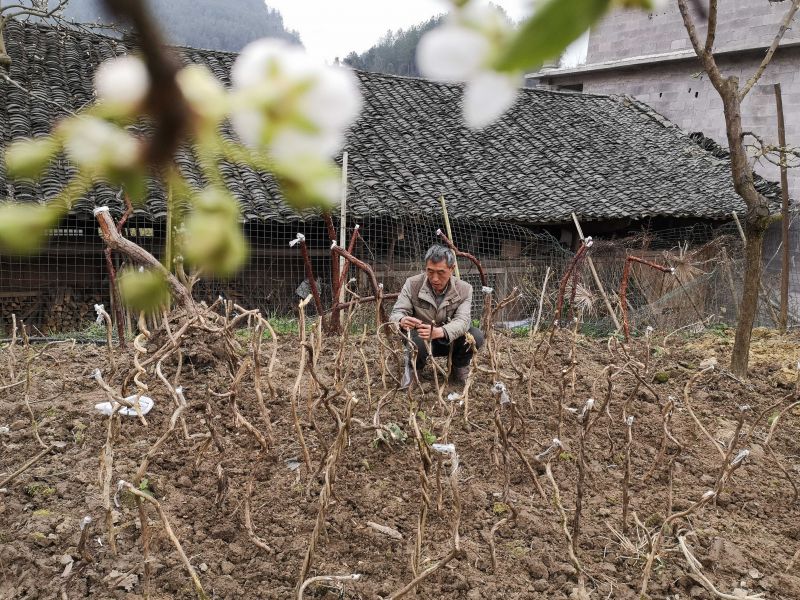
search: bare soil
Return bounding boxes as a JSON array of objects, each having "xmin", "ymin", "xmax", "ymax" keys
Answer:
[{"xmin": 1, "ymin": 323, "xmax": 799, "ymax": 599}]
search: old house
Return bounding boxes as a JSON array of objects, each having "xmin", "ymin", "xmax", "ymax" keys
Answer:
[
  {"xmin": 529, "ymin": 1, "xmax": 799, "ymax": 194},
  {"xmin": 0, "ymin": 20, "xmax": 779, "ymax": 333}
]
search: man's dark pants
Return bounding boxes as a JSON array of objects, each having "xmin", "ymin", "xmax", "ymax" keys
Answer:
[{"xmin": 407, "ymin": 326, "xmax": 485, "ymax": 369}]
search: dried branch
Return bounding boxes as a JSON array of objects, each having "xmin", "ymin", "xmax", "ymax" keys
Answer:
[
  {"xmin": 678, "ymin": 534, "xmax": 765, "ymax": 600},
  {"xmin": 740, "ymin": 0, "xmax": 800, "ymax": 100},
  {"xmin": 677, "ymin": 0, "xmax": 725, "ymax": 89},
  {"xmin": 118, "ymin": 481, "xmax": 208, "ymax": 600}
]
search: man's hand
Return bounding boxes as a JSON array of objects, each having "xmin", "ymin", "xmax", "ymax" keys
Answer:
[
  {"xmin": 400, "ymin": 316, "xmax": 422, "ymax": 330},
  {"xmin": 417, "ymin": 324, "xmax": 445, "ymax": 341}
]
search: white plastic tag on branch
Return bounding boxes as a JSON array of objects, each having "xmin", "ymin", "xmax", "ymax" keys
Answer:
[
  {"xmin": 578, "ymin": 397, "xmax": 595, "ymax": 420},
  {"xmin": 93, "ymin": 206, "xmax": 110, "ymax": 216},
  {"xmin": 94, "ymin": 394, "xmax": 154, "ymax": 417},
  {"xmin": 645, "ymin": 326, "xmax": 654, "ymax": 337},
  {"xmin": 731, "ymin": 448, "xmax": 750, "ymax": 467},
  {"xmin": 536, "ymin": 438, "xmax": 563, "ymax": 461},
  {"xmin": 289, "ymin": 233, "xmax": 306, "ymax": 247},
  {"xmin": 584, "ymin": 236, "xmax": 593, "ymax": 248},
  {"xmin": 94, "ymin": 303, "xmax": 105, "ymax": 325},
  {"xmin": 626, "ymin": 415, "xmax": 634, "ymax": 428},
  {"xmin": 80, "ymin": 516, "xmax": 92, "ymax": 530},
  {"xmin": 491, "ymin": 381, "xmax": 510, "ymax": 405},
  {"xmin": 436, "ymin": 228, "xmax": 443, "ymax": 236},
  {"xmin": 114, "ymin": 480, "xmax": 125, "ymax": 508},
  {"xmin": 432, "ymin": 443, "xmax": 456, "ymax": 455},
  {"xmin": 330, "ymin": 240, "xmax": 337, "ymax": 248},
  {"xmin": 482, "ymin": 286, "xmax": 494, "ymax": 294}
]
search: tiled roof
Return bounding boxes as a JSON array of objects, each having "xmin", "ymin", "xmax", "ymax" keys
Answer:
[{"xmin": 0, "ymin": 20, "xmax": 772, "ymax": 224}]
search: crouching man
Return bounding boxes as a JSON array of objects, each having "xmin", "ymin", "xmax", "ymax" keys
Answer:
[{"xmin": 390, "ymin": 244, "xmax": 484, "ymax": 385}]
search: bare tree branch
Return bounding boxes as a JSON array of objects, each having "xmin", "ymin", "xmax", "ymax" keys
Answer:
[
  {"xmin": 677, "ymin": 0, "xmax": 725, "ymax": 89},
  {"xmin": 739, "ymin": 0, "xmax": 800, "ymax": 100},
  {"xmin": 2, "ymin": 0, "xmax": 69, "ymax": 21},
  {"xmin": 704, "ymin": 0, "xmax": 718, "ymax": 54}
]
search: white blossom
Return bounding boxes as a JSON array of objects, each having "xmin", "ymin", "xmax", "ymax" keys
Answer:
[
  {"xmin": 230, "ymin": 39, "xmax": 361, "ymax": 161},
  {"xmin": 416, "ymin": 25, "xmax": 489, "ymax": 81},
  {"xmin": 94, "ymin": 55, "xmax": 150, "ymax": 113},
  {"xmin": 416, "ymin": 0, "xmax": 521, "ymax": 129},
  {"xmin": 60, "ymin": 116, "xmax": 140, "ymax": 173},
  {"xmin": 176, "ymin": 65, "xmax": 228, "ymax": 122},
  {"xmin": 462, "ymin": 70, "xmax": 518, "ymax": 129}
]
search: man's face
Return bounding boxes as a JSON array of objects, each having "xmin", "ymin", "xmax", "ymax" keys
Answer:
[{"xmin": 425, "ymin": 258, "xmax": 454, "ymax": 294}]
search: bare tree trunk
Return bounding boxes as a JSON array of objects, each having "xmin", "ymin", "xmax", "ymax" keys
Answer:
[
  {"xmin": 718, "ymin": 78, "xmax": 772, "ymax": 376},
  {"xmin": 677, "ymin": 0, "xmax": 799, "ymax": 377},
  {"xmin": 732, "ymin": 226, "xmax": 766, "ymax": 375}
]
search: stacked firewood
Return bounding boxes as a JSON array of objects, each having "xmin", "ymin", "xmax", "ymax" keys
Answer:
[{"xmin": 43, "ymin": 289, "xmax": 98, "ymax": 333}]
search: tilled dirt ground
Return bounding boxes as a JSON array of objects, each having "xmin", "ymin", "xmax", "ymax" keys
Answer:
[{"xmin": 1, "ymin": 323, "xmax": 799, "ymax": 599}]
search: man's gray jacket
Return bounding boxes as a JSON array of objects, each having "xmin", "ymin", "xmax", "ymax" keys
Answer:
[{"xmin": 389, "ymin": 273, "xmax": 473, "ymax": 340}]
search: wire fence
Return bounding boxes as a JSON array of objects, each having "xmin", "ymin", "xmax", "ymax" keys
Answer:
[{"xmin": 1, "ymin": 212, "xmax": 799, "ymax": 340}]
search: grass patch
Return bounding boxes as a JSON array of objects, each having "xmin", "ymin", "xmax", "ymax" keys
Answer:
[{"xmin": 25, "ymin": 483, "xmax": 55, "ymax": 498}]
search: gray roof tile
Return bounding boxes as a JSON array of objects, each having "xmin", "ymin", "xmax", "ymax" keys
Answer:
[{"xmin": 0, "ymin": 20, "xmax": 780, "ymax": 224}]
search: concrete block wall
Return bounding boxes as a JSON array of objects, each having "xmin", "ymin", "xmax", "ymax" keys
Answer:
[
  {"xmin": 562, "ymin": 46, "xmax": 800, "ymax": 199},
  {"xmin": 588, "ymin": 0, "xmax": 800, "ymax": 63}
]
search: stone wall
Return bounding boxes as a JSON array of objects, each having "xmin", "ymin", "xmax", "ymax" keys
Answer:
[
  {"xmin": 545, "ymin": 46, "xmax": 800, "ymax": 201},
  {"xmin": 588, "ymin": 0, "xmax": 800, "ymax": 63}
]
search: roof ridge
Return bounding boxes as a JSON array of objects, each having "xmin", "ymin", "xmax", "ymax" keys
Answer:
[{"xmin": 353, "ymin": 68, "xmax": 618, "ymax": 100}]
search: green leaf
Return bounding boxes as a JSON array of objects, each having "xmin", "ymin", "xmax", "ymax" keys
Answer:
[
  {"xmin": 4, "ymin": 138, "xmax": 59, "ymax": 179},
  {"xmin": 182, "ymin": 214, "xmax": 248, "ymax": 277},
  {"xmin": 193, "ymin": 187, "xmax": 241, "ymax": 221},
  {"xmin": 0, "ymin": 204, "xmax": 58, "ymax": 254},
  {"xmin": 118, "ymin": 171, "xmax": 148, "ymax": 206},
  {"xmin": 118, "ymin": 267, "xmax": 171, "ymax": 314},
  {"xmin": 274, "ymin": 158, "xmax": 339, "ymax": 211},
  {"xmin": 422, "ymin": 429, "xmax": 437, "ymax": 446},
  {"xmin": 494, "ymin": 0, "xmax": 612, "ymax": 72}
]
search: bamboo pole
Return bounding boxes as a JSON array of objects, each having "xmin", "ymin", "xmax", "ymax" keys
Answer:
[
  {"xmin": 774, "ymin": 83, "xmax": 790, "ymax": 332},
  {"xmin": 439, "ymin": 194, "xmax": 460, "ymax": 279},
  {"xmin": 571, "ymin": 212, "xmax": 620, "ymax": 330},
  {"xmin": 339, "ymin": 152, "xmax": 348, "ymax": 305}
]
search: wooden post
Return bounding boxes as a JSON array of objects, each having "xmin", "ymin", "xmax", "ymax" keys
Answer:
[
  {"xmin": 731, "ymin": 211, "xmax": 746, "ymax": 243},
  {"xmin": 439, "ymin": 194, "xmax": 460, "ymax": 279},
  {"xmin": 338, "ymin": 151, "xmax": 348, "ymax": 305},
  {"xmin": 720, "ymin": 247, "xmax": 739, "ymax": 319},
  {"xmin": 570, "ymin": 212, "xmax": 621, "ymax": 330},
  {"xmin": 774, "ymin": 83, "xmax": 790, "ymax": 332}
]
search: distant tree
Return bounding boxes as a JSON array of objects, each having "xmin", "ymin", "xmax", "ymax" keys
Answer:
[
  {"xmin": 62, "ymin": 0, "xmax": 301, "ymax": 51},
  {"xmin": 344, "ymin": 15, "xmax": 444, "ymax": 76}
]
